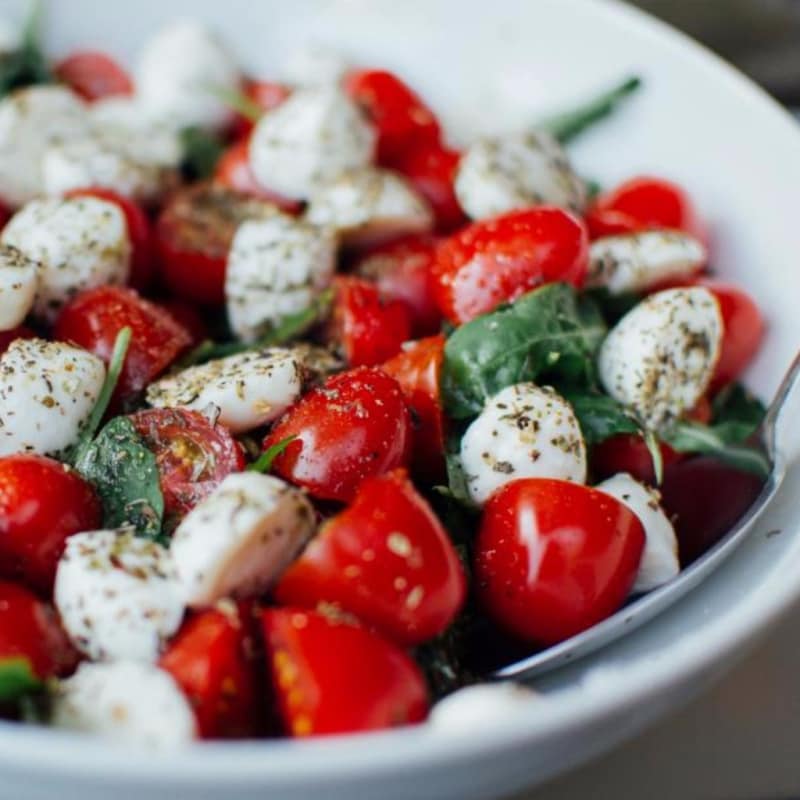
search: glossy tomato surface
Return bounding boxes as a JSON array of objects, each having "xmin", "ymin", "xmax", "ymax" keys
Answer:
[
  {"xmin": 475, "ymin": 478, "xmax": 645, "ymax": 645},
  {"xmin": 54, "ymin": 50, "xmax": 133, "ymax": 101}
]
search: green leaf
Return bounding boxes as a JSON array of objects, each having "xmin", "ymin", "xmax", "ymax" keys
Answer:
[
  {"xmin": 563, "ymin": 390, "xmax": 641, "ymax": 446},
  {"xmin": 0, "ymin": 658, "xmax": 41, "ymax": 703},
  {"xmin": 204, "ymin": 83, "xmax": 263, "ymax": 122},
  {"xmin": 584, "ymin": 287, "xmax": 642, "ymax": 326},
  {"xmin": 538, "ymin": 75, "xmax": 642, "ymax": 144},
  {"xmin": 442, "ymin": 283, "xmax": 607, "ymax": 419},
  {"xmin": 75, "ymin": 416, "xmax": 165, "ymax": 541},
  {"xmin": 0, "ymin": 0, "xmax": 51, "ymax": 98},
  {"xmin": 643, "ymin": 428, "xmax": 664, "ymax": 485},
  {"xmin": 180, "ymin": 127, "xmax": 225, "ymax": 180},
  {"xmin": 711, "ymin": 382, "xmax": 766, "ymax": 433},
  {"xmin": 248, "ymin": 435, "xmax": 296, "ymax": 474}
]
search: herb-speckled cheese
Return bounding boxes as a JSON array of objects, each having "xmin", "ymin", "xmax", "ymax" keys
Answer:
[
  {"xmin": 171, "ymin": 472, "xmax": 316, "ymax": 607},
  {"xmin": 0, "ymin": 244, "xmax": 38, "ymax": 330}
]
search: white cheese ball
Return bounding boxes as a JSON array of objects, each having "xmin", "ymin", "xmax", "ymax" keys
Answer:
[
  {"xmin": 454, "ymin": 131, "xmax": 586, "ymax": 220},
  {"xmin": 586, "ymin": 231, "xmax": 706, "ymax": 295},
  {"xmin": 226, "ymin": 214, "xmax": 336, "ymax": 343},
  {"xmin": 0, "ymin": 338, "xmax": 105, "ymax": 457},
  {"xmin": 135, "ymin": 20, "xmax": 241, "ymax": 131},
  {"xmin": 282, "ymin": 44, "xmax": 351, "ymax": 86},
  {"xmin": 249, "ymin": 85, "xmax": 376, "ymax": 199},
  {"xmin": 460, "ymin": 383, "xmax": 587, "ymax": 505},
  {"xmin": 306, "ymin": 167, "xmax": 433, "ymax": 249},
  {"xmin": 52, "ymin": 661, "xmax": 196, "ymax": 748},
  {"xmin": 171, "ymin": 472, "xmax": 315, "ymax": 607},
  {"xmin": 1, "ymin": 196, "xmax": 131, "ymax": 322},
  {"xmin": 55, "ymin": 530, "xmax": 184, "ymax": 663},
  {"xmin": 598, "ymin": 287, "xmax": 723, "ymax": 430},
  {"xmin": 429, "ymin": 683, "xmax": 539, "ymax": 734},
  {"xmin": 0, "ymin": 245, "xmax": 38, "ymax": 330},
  {"xmin": 595, "ymin": 473, "xmax": 680, "ymax": 594},
  {"xmin": 0, "ymin": 86, "xmax": 90, "ymax": 207},
  {"xmin": 146, "ymin": 347, "xmax": 304, "ymax": 434}
]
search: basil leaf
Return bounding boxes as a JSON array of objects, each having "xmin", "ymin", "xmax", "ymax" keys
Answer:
[
  {"xmin": 248, "ymin": 435, "xmax": 296, "ymax": 474},
  {"xmin": 711, "ymin": 382, "xmax": 766, "ymax": 433},
  {"xmin": 563, "ymin": 391, "xmax": 641, "ymax": 446},
  {"xmin": 584, "ymin": 287, "xmax": 642, "ymax": 326},
  {"xmin": 75, "ymin": 416, "xmax": 165, "ymax": 541},
  {"xmin": 442, "ymin": 283, "xmax": 607, "ymax": 419},
  {"xmin": 0, "ymin": 658, "xmax": 41, "ymax": 703},
  {"xmin": 180, "ymin": 127, "xmax": 225, "ymax": 180},
  {"xmin": 0, "ymin": 1, "xmax": 50, "ymax": 98}
]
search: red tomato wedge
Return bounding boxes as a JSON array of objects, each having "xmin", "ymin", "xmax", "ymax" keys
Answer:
[{"xmin": 54, "ymin": 50, "xmax": 133, "ymax": 102}]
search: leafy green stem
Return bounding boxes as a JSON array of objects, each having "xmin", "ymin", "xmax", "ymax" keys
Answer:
[
  {"xmin": 247, "ymin": 435, "xmax": 297, "ymax": 474},
  {"xmin": 204, "ymin": 83, "xmax": 263, "ymax": 122}
]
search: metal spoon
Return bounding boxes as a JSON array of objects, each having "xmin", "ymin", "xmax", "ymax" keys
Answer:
[{"xmin": 494, "ymin": 350, "xmax": 800, "ymax": 680}]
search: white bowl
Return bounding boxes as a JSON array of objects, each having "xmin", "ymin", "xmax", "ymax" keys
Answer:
[{"xmin": 2, "ymin": 0, "xmax": 800, "ymax": 798}]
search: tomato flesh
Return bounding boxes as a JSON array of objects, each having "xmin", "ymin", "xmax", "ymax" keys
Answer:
[{"xmin": 54, "ymin": 50, "xmax": 133, "ymax": 102}]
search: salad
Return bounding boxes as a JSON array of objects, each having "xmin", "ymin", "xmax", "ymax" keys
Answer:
[{"xmin": 0, "ymin": 6, "xmax": 769, "ymax": 747}]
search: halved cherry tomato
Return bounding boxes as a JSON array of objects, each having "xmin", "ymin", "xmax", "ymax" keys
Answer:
[
  {"xmin": 586, "ymin": 176, "xmax": 705, "ymax": 241},
  {"xmin": 0, "ymin": 326, "xmax": 35, "ymax": 355},
  {"xmin": 590, "ymin": 435, "xmax": 682, "ymax": 485},
  {"xmin": 130, "ymin": 408, "xmax": 245, "ymax": 529},
  {"xmin": 389, "ymin": 142, "xmax": 466, "ymax": 233},
  {"xmin": 327, "ymin": 276, "xmax": 412, "ymax": 367},
  {"xmin": 354, "ymin": 235, "xmax": 442, "ymax": 336},
  {"xmin": 0, "ymin": 581, "xmax": 79, "ymax": 678},
  {"xmin": 262, "ymin": 608, "xmax": 428, "ymax": 736},
  {"xmin": 67, "ymin": 188, "xmax": 155, "ymax": 291},
  {"xmin": 264, "ymin": 367, "xmax": 412, "ymax": 503},
  {"xmin": 155, "ymin": 182, "xmax": 277, "ymax": 306},
  {"xmin": 54, "ymin": 285, "xmax": 192, "ymax": 407},
  {"xmin": 381, "ymin": 335, "xmax": 446, "ymax": 483},
  {"xmin": 231, "ymin": 79, "xmax": 291, "ymax": 139},
  {"xmin": 475, "ymin": 478, "xmax": 645, "ymax": 645},
  {"xmin": 344, "ymin": 69, "xmax": 440, "ymax": 164},
  {"xmin": 54, "ymin": 50, "xmax": 133, "ymax": 102},
  {"xmin": 431, "ymin": 206, "xmax": 589, "ymax": 324},
  {"xmin": 0, "ymin": 456, "xmax": 102, "ymax": 596},
  {"xmin": 276, "ymin": 469, "xmax": 465, "ymax": 646},
  {"xmin": 160, "ymin": 603, "xmax": 262, "ymax": 738}
]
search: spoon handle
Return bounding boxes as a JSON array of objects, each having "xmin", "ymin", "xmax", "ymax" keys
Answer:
[{"xmin": 764, "ymin": 349, "xmax": 800, "ymax": 462}]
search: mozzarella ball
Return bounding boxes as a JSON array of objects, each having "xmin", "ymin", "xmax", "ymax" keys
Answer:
[
  {"xmin": 55, "ymin": 530, "xmax": 184, "ymax": 663},
  {"xmin": 226, "ymin": 214, "xmax": 336, "ymax": 343},
  {"xmin": 282, "ymin": 44, "xmax": 351, "ymax": 86},
  {"xmin": 135, "ymin": 20, "xmax": 241, "ymax": 131},
  {"xmin": 595, "ymin": 473, "xmax": 679, "ymax": 594},
  {"xmin": 0, "ymin": 86, "xmax": 89, "ymax": 207},
  {"xmin": 586, "ymin": 231, "xmax": 706, "ymax": 295},
  {"xmin": 429, "ymin": 683, "xmax": 539, "ymax": 733},
  {"xmin": 171, "ymin": 472, "xmax": 316, "ymax": 607},
  {"xmin": 52, "ymin": 661, "xmax": 196, "ymax": 748},
  {"xmin": 306, "ymin": 167, "xmax": 432, "ymax": 248},
  {"xmin": 460, "ymin": 383, "xmax": 587, "ymax": 505},
  {"xmin": 598, "ymin": 287, "xmax": 723, "ymax": 430},
  {"xmin": 0, "ymin": 338, "xmax": 105, "ymax": 457},
  {"xmin": 454, "ymin": 131, "xmax": 586, "ymax": 220},
  {"xmin": 0, "ymin": 245, "xmax": 38, "ymax": 330},
  {"xmin": 2, "ymin": 197, "xmax": 131, "ymax": 321},
  {"xmin": 249, "ymin": 86, "xmax": 376, "ymax": 199},
  {"xmin": 146, "ymin": 347, "xmax": 304, "ymax": 434}
]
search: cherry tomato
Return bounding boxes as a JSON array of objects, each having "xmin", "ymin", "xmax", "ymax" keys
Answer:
[
  {"xmin": 390, "ymin": 142, "xmax": 466, "ymax": 233},
  {"xmin": 130, "ymin": 408, "xmax": 245, "ymax": 530},
  {"xmin": 155, "ymin": 299, "xmax": 209, "ymax": 347},
  {"xmin": 586, "ymin": 176, "xmax": 705, "ymax": 241},
  {"xmin": 327, "ymin": 276, "xmax": 412, "ymax": 367},
  {"xmin": 231, "ymin": 79, "xmax": 290, "ymax": 139},
  {"xmin": 660, "ymin": 456, "xmax": 765, "ymax": 565},
  {"xmin": 276, "ymin": 469, "xmax": 465, "ymax": 646},
  {"xmin": 0, "ymin": 326, "xmax": 34, "ymax": 355},
  {"xmin": 54, "ymin": 285, "xmax": 192, "ymax": 407},
  {"xmin": 344, "ymin": 69, "xmax": 440, "ymax": 164},
  {"xmin": 214, "ymin": 139, "xmax": 303, "ymax": 214},
  {"xmin": 67, "ymin": 188, "xmax": 154, "ymax": 291},
  {"xmin": 54, "ymin": 50, "xmax": 133, "ymax": 102},
  {"xmin": 354, "ymin": 235, "xmax": 442, "ymax": 336},
  {"xmin": 155, "ymin": 182, "xmax": 277, "ymax": 306},
  {"xmin": 431, "ymin": 207, "xmax": 589, "ymax": 324},
  {"xmin": 0, "ymin": 201, "xmax": 12, "ymax": 232},
  {"xmin": 0, "ymin": 456, "xmax": 102, "ymax": 596},
  {"xmin": 264, "ymin": 367, "xmax": 412, "ymax": 503},
  {"xmin": 475, "ymin": 478, "xmax": 645, "ymax": 645},
  {"xmin": 0, "ymin": 581, "xmax": 79, "ymax": 679},
  {"xmin": 590, "ymin": 434, "xmax": 682, "ymax": 485},
  {"xmin": 262, "ymin": 608, "xmax": 428, "ymax": 736},
  {"xmin": 381, "ymin": 335, "xmax": 447, "ymax": 483},
  {"xmin": 160, "ymin": 604, "xmax": 262, "ymax": 738}
]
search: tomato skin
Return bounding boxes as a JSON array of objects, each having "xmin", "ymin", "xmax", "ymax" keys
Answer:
[
  {"xmin": 354, "ymin": 235, "xmax": 442, "ymax": 337},
  {"xmin": 381, "ymin": 335, "xmax": 446, "ymax": 483},
  {"xmin": 262, "ymin": 608, "xmax": 428, "ymax": 736},
  {"xmin": 0, "ymin": 456, "xmax": 102, "ymax": 596},
  {"xmin": 54, "ymin": 285, "xmax": 192, "ymax": 406},
  {"xmin": 345, "ymin": 69, "xmax": 440, "ymax": 164},
  {"xmin": 475, "ymin": 478, "xmax": 645, "ymax": 645},
  {"xmin": 160, "ymin": 604, "xmax": 262, "ymax": 738},
  {"xmin": 276, "ymin": 469, "xmax": 465, "ymax": 646},
  {"xmin": 231, "ymin": 79, "xmax": 290, "ymax": 139},
  {"xmin": 155, "ymin": 299, "xmax": 209, "ymax": 347},
  {"xmin": 130, "ymin": 408, "xmax": 245, "ymax": 529},
  {"xmin": 54, "ymin": 50, "xmax": 133, "ymax": 102},
  {"xmin": 67, "ymin": 188, "xmax": 154, "ymax": 291},
  {"xmin": 586, "ymin": 176, "xmax": 704, "ymax": 240},
  {"xmin": 590, "ymin": 434, "xmax": 682, "ymax": 485},
  {"xmin": 264, "ymin": 367, "xmax": 412, "ymax": 503},
  {"xmin": 0, "ymin": 201, "xmax": 12, "ymax": 232},
  {"xmin": 0, "ymin": 326, "xmax": 35, "ymax": 355},
  {"xmin": 328, "ymin": 276, "xmax": 412, "ymax": 367},
  {"xmin": 431, "ymin": 207, "xmax": 589, "ymax": 324}
]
